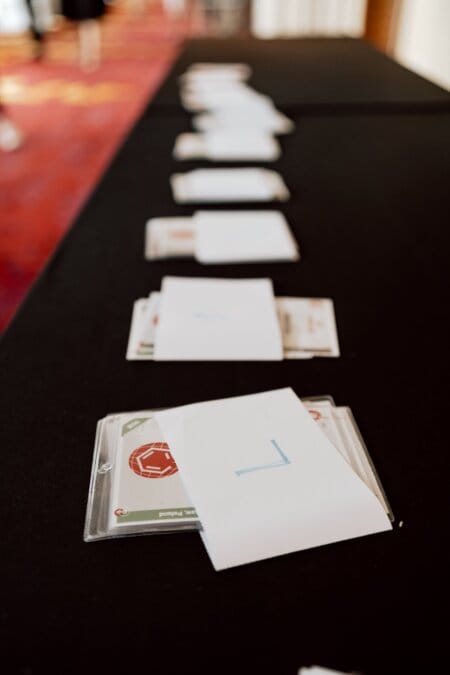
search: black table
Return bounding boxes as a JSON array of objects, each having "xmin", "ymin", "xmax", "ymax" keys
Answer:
[
  {"xmin": 1, "ymin": 39, "xmax": 449, "ymax": 674},
  {"xmin": 152, "ymin": 37, "xmax": 450, "ymax": 111}
]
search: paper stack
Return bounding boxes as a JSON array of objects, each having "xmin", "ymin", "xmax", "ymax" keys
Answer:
[
  {"xmin": 84, "ymin": 389, "xmax": 392, "ymax": 572},
  {"xmin": 170, "ymin": 62, "xmax": 292, "ymax": 202},
  {"xmin": 179, "ymin": 62, "xmax": 295, "ymax": 135},
  {"xmin": 170, "ymin": 168, "xmax": 289, "ymax": 204},
  {"xmin": 173, "ymin": 131, "xmax": 281, "ymax": 162},
  {"xmin": 145, "ymin": 211, "xmax": 299, "ymax": 264},
  {"xmin": 125, "ymin": 277, "xmax": 340, "ymax": 361}
]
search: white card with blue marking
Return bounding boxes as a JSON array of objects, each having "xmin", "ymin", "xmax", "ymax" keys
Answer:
[
  {"xmin": 153, "ymin": 277, "xmax": 283, "ymax": 361},
  {"xmin": 155, "ymin": 388, "xmax": 392, "ymax": 570}
]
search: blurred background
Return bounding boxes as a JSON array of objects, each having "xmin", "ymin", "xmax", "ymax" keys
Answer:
[{"xmin": 1, "ymin": 0, "xmax": 449, "ymax": 332}]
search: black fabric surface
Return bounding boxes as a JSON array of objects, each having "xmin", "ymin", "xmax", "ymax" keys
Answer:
[
  {"xmin": 151, "ymin": 38, "xmax": 450, "ymax": 111},
  {"xmin": 1, "ymin": 40, "xmax": 450, "ymax": 674}
]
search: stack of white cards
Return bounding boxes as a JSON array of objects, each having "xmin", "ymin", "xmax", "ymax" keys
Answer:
[
  {"xmin": 145, "ymin": 211, "xmax": 299, "ymax": 264},
  {"xmin": 170, "ymin": 168, "xmax": 290, "ymax": 204},
  {"xmin": 126, "ymin": 277, "xmax": 340, "ymax": 361},
  {"xmin": 173, "ymin": 131, "xmax": 281, "ymax": 162},
  {"xmin": 171, "ymin": 63, "xmax": 292, "ymax": 202},
  {"xmin": 179, "ymin": 62, "xmax": 295, "ymax": 135},
  {"xmin": 84, "ymin": 389, "xmax": 392, "ymax": 573}
]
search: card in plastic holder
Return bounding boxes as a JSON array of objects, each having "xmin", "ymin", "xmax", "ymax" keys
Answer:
[
  {"xmin": 84, "ymin": 397, "xmax": 392, "ymax": 543},
  {"xmin": 84, "ymin": 411, "xmax": 200, "ymax": 542}
]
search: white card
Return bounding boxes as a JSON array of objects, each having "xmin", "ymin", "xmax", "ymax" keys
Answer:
[
  {"xmin": 126, "ymin": 298, "xmax": 150, "ymax": 360},
  {"xmin": 181, "ymin": 79, "xmax": 253, "ymax": 98},
  {"xmin": 181, "ymin": 84, "xmax": 266, "ymax": 113},
  {"xmin": 192, "ymin": 109, "xmax": 295, "ymax": 135},
  {"xmin": 108, "ymin": 413, "xmax": 197, "ymax": 529},
  {"xmin": 170, "ymin": 168, "xmax": 290, "ymax": 203},
  {"xmin": 173, "ymin": 132, "xmax": 281, "ymax": 161},
  {"xmin": 155, "ymin": 388, "xmax": 391, "ymax": 570},
  {"xmin": 153, "ymin": 277, "xmax": 283, "ymax": 361},
  {"xmin": 277, "ymin": 297, "xmax": 340, "ymax": 357},
  {"xmin": 181, "ymin": 63, "xmax": 251, "ymax": 82},
  {"xmin": 145, "ymin": 217, "xmax": 195, "ymax": 259},
  {"xmin": 299, "ymin": 668, "xmax": 347, "ymax": 675},
  {"xmin": 126, "ymin": 295, "xmax": 340, "ymax": 360},
  {"xmin": 193, "ymin": 210, "xmax": 299, "ymax": 263}
]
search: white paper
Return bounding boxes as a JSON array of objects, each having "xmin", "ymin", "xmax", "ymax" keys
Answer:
[
  {"xmin": 127, "ymin": 295, "xmax": 341, "ymax": 360},
  {"xmin": 173, "ymin": 132, "xmax": 281, "ymax": 161},
  {"xmin": 155, "ymin": 388, "xmax": 391, "ymax": 570},
  {"xmin": 181, "ymin": 63, "xmax": 251, "ymax": 82},
  {"xmin": 181, "ymin": 84, "xmax": 267, "ymax": 113},
  {"xmin": 153, "ymin": 277, "xmax": 283, "ymax": 361},
  {"xmin": 193, "ymin": 210, "xmax": 299, "ymax": 263},
  {"xmin": 192, "ymin": 109, "xmax": 295, "ymax": 135},
  {"xmin": 171, "ymin": 168, "xmax": 290, "ymax": 204}
]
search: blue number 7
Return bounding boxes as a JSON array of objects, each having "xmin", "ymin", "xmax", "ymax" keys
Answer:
[{"xmin": 235, "ymin": 440, "xmax": 290, "ymax": 477}]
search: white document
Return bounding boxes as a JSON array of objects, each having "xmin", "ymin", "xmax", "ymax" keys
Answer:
[
  {"xmin": 171, "ymin": 168, "xmax": 290, "ymax": 204},
  {"xmin": 193, "ymin": 210, "xmax": 299, "ymax": 263},
  {"xmin": 155, "ymin": 388, "xmax": 392, "ymax": 570},
  {"xmin": 173, "ymin": 132, "xmax": 281, "ymax": 161},
  {"xmin": 153, "ymin": 277, "xmax": 283, "ymax": 361}
]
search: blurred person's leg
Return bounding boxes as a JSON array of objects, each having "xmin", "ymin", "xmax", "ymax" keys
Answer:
[
  {"xmin": 0, "ymin": 104, "xmax": 24, "ymax": 152},
  {"xmin": 78, "ymin": 19, "xmax": 101, "ymax": 70},
  {"xmin": 24, "ymin": 0, "xmax": 46, "ymax": 60},
  {"xmin": 61, "ymin": 1, "xmax": 106, "ymax": 70}
]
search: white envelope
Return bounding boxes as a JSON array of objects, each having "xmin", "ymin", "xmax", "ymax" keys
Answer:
[
  {"xmin": 153, "ymin": 277, "xmax": 283, "ymax": 361},
  {"xmin": 173, "ymin": 132, "xmax": 281, "ymax": 161},
  {"xmin": 156, "ymin": 388, "xmax": 392, "ymax": 571},
  {"xmin": 170, "ymin": 168, "xmax": 290, "ymax": 203},
  {"xmin": 193, "ymin": 210, "xmax": 299, "ymax": 263}
]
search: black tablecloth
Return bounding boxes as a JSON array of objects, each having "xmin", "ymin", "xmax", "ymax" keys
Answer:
[
  {"xmin": 152, "ymin": 37, "xmax": 450, "ymax": 110},
  {"xmin": 1, "ymin": 39, "xmax": 449, "ymax": 674}
]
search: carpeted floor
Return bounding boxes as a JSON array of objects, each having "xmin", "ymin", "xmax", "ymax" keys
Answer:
[{"xmin": 0, "ymin": 1, "xmax": 197, "ymax": 332}]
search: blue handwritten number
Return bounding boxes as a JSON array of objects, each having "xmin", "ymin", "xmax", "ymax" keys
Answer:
[{"xmin": 235, "ymin": 440, "xmax": 290, "ymax": 476}]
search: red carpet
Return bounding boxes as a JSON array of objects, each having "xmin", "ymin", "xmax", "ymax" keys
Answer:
[{"xmin": 0, "ymin": 3, "xmax": 196, "ymax": 332}]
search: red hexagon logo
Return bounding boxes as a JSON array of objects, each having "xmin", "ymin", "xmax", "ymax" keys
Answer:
[{"xmin": 128, "ymin": 442, "xmax": 178, "ymax": 479}]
